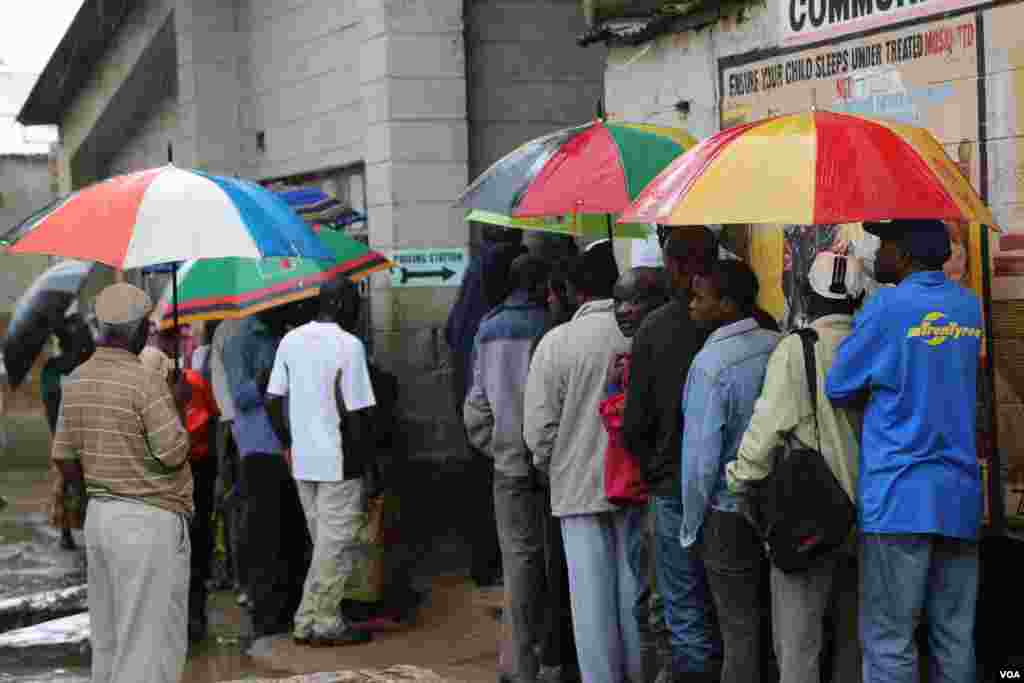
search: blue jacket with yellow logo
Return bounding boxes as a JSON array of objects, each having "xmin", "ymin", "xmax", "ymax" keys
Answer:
[{"xmin": 826, "ymin": 271, "xmax": 983, "ymax": 540}]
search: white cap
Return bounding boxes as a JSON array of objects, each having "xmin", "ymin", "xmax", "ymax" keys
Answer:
[{"xmin": 807, "ymin": 252, "xmax": 866, "ymax": 301}]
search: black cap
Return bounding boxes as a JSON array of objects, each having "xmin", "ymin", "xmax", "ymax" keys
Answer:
[{"xmin": 863, "ymin": 219, "xmax": 951, "ymax": 268}]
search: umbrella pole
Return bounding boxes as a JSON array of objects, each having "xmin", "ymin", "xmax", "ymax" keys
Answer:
[
  {"xmin": 980, "ymin": 226, "xmax": 1005, "ymax": 535},
  {"xmin": 172, "ymin": 263, "xmax": 180, "ymax": 379},
  {"xmin": 606, "ymin": 214, "xmax": 617, "ymax": 268}
]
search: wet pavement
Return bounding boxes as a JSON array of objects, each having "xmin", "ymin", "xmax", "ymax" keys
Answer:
[{"xmin": 0, "ymin": 412, "xmax": 500, "ymax": 682}]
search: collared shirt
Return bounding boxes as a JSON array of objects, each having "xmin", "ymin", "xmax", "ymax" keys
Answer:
[
  {"xmin": 223, "ymin": 317, "xmax": 282, "ymax": 457},
  {"xmin": 52, "ymin": 347, "xmax": 193, "ymax": 517},
  {"xmin": 463, "ymin": 291, "xmax": 549, "ymax": 477},
  {"xmin": 728, "ymin": 315, "xmax": 862, "ymax": 502},
  {"xmin": 680, "ymin": 318, "xmax": 779, "ymax": 548},
  {"xmin": 210, "ymin": 318, "xmax": 244, "ymax": 421},
  {"xmin": 622, "ymin": 299, "xmax": 708, "ymax": 498},
  {"xmin": 826, "ymin": 271, "xmax": 983, "ymax": 539},
  {"xmin": 524, "ymin": 299, "xmax": 630, "ymax": 517}
]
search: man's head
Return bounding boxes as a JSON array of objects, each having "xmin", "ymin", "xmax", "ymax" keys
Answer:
[
  {"xmin": 546, "ymin": 259, "xmax": 576, "ymax": 325},
  {"xmin": 318, "ymin": 274, "xmax": 360, "ymax": 331},
  {"xmin": 613, "ymin": 267, "xmax": 668, "ymax": 338},
  {"xmin": 689, "ymin": 260, "xmax": 760, "ymax": 331},
  {"xmin": 565, "ymin": 240, "xmax": 619, "ymax": 306},
  {"xmin": 93, "ymin": 283, "xmax": 153, "ymax": 354},
  {"xmin": 508, "ymin": 254, "xmax": 551, "ymax": 305},
  {"xmin": 662, "ymin": 226, "xmax": 719, "ymax": 299},
  {"xmin": 804, "ymin": 251, "xmax": 866, "ymax": 319},
  {"xmin": 865, "ymin": 219, "xmax": 951, "ymax": 284}
]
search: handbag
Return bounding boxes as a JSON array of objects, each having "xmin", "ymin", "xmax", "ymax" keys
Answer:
[
  {"xmin": 744, "ymin": 328, "xmax": 856, "ymax": 573},
  {"xmin": 599, "ymin": 354, "xmax": 648, "ymax": 506}
]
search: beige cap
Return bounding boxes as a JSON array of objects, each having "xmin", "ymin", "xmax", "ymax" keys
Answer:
[
  {"xmin": 138, "ymin": 346, "xmax": 174, "ymax": 378},
  {"xmin": 94, "ymin": 283, "xmax": 152, "ymax": 326},
  {"xmin": 807, "ymin": 252, "xmax": 866, "ymax": 301}
]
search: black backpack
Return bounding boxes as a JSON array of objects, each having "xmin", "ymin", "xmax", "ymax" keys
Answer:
[{"xmin": 742, "ymin": 328, "xmax": 857, "ymax": 573}]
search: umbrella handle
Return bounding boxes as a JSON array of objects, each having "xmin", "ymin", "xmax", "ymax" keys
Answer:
[{"xmin": 172, "ymin": 263, "xmax": 180, "ymax": 380}]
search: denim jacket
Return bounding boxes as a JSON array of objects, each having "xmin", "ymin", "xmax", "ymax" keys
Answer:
[{"xmin": 679, "ymin": 318, "xmax": 780, "ymax": 548}]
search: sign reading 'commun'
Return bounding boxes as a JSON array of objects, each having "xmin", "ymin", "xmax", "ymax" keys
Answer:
[
  {"xmin": 781, "ymin": 0, "xmax": 985, "ymax": 47},
  {"xmin": 389, "ymin": 248, "xmax": 468, "ymax": 288}
]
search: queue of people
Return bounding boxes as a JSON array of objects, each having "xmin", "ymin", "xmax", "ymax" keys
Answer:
[
  {"xmin": 459, "ymin": 219, "xmax": 983, "ymax": 683},
  {"xmin": 40, "ymin": 215, "xmax": 983, "ymax": 683}
]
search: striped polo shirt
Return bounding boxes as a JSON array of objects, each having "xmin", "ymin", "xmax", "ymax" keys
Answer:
[{"xmin": 52, "ymin": 347, "xmax": 193, "ymax": 518}]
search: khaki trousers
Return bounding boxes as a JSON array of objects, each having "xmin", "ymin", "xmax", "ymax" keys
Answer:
[
  {"xmin": 86, "ymin": 498, "xmax": 189, "ymax": 683},
  {"xmin": 293, "ymin": 478, "xmax": 365, "ymax": 635}
]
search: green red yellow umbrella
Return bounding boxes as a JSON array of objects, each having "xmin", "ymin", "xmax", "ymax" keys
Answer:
[{"xmin": 457, "ymin": 119, "xmax": 696, "ymax": 237}]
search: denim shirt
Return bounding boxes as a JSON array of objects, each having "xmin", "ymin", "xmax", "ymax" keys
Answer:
[
  {"xmin": 679, "ymin": 318, "xmax": 780, "ymax": 548},
  {"xmin": 223, "ymin": 317, "xmax": 282, "ymax": 456}
]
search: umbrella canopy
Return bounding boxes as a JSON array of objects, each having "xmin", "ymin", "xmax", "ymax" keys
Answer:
[
  {"xmin": 1, "ymin": 165, "xmax": 336, "ymax": 269},
  {"xmin": 2, "ymin": 260, "xmax": 95, "ymax": 388},
  {"xmin": 621, "ymin": 111, "xmax": 999, "ymax": 229},
  {"xmin": 153, "ymin": 226, "xmax": 392, "ymax": 329},
  {"xmin": 457, "ymin": 119, "xmax": 696, "ymax": 228},
  {"xmin": 466, "ymin": 209, "xmax": 649, "ymax": 239}
]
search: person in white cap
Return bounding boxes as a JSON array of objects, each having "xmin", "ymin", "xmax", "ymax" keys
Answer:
[
  {"xmin": 51, "ymin": 282, "xmax": 192, "ymax": 683},
  {"xmin": 726, "ymin": 251, "xmax": 866, "ymax": 683}
]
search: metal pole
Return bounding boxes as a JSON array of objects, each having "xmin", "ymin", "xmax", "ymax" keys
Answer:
[
  {"xmin": 980, "ymin": 225, "xmax": 1005, "ymax": 534},
  {"xmin": 172, "ymin": 263, "xmax": 180, "ymax": 380}
]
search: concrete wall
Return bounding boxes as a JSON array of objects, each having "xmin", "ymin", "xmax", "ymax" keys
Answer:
[{"xmin": 0, "ymin": 156, "xmax": 56, "ymax": 315}]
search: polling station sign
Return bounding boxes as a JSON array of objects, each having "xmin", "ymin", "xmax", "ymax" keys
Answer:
[
  {"xmin": 389, "ymin": 248, "xmax": 468, "ymax": 288},
  {"xmin": 781, "ymin": 0, "xmax": 985, "ymax": 47}
]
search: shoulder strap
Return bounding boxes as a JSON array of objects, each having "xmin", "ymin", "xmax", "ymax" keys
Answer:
[{"xmin": 793, "ymin": 328, "xmax": 821, "ymax": 451}]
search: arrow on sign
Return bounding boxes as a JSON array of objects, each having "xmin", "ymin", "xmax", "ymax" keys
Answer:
[{"xmin": 400, "ymin": 266, "xmax": 456, "ymax": 284}]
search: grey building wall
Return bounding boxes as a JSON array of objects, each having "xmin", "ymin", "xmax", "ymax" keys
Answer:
[
  {"xmin": 45, "ymin": 0, "xmax": 608, "ymax": 463},
  {"xmin": 0, "ymin": 155, "xmax": 56, "ymax": 315}
]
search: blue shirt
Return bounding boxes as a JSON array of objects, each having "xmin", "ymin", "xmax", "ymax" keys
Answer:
[
  {"xmin": 680, "ymin": 318, "xmax": 780, "ymax": 548},
  {"xmin": 825, "ymin": 271, "xmax": 983, "ymax": 539},
  {"xmin": 223, "ymin": 317, "xmax": 282, "ymax": 456}
]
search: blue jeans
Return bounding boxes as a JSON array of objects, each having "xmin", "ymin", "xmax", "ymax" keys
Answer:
[
  {"xmin": 561, "ymin": 508, "xmax": 645, "ymax": 683},
  {"xmin": 860, "ymin": 534, "xmax": 978, "ymax": 683},
  {"xmin": 654, "ymin": 496, "xmax": 723, "ymax": 675}
]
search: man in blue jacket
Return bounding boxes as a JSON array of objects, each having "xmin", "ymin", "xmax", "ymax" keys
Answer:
[{"xmin": 826, "ymin": 219, "xmax": 983, "ymax": 683}]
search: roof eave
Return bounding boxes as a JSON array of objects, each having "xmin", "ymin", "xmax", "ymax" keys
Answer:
[{"xmin": 17, "ymin": 0, "xmax": 134, "ymax": 127}]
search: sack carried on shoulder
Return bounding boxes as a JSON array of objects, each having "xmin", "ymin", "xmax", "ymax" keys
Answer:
[{"xmin": 743, "ymin": 328, "xmax": 855, "ymax": 574}]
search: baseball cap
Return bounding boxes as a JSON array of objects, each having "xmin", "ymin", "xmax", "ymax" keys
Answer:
[
  {"xmin": 807, "ymin": 252, "xmax": 866, "ymax": 300},
  {"xmin": 94, "ymin": 283, "xmax": 152, "ymax": 326},
  {"xmin": 863, "ymin": 219, "xmax": 952, "ymax": 268}
]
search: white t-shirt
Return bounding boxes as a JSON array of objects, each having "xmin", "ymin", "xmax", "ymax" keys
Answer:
[{"xmin": 267, "ymin": 321, "xmax": 376, "ymax": 482}]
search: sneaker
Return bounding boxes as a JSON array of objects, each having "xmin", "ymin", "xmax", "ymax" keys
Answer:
[{"xmin": 306, "ymin": 626, "xmax": 373, "ymax": 647}]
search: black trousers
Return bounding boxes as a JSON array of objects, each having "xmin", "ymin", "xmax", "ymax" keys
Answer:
[
  {"xmin": 465, "ymin": 449, "xmax": 503, "ymax": 586},
  {"xmin": 240, "ymin": 453, "xmax": 311, "ymax": 637},
  {"xmin": 189, "ymin": 454, "xmax": 217, "ymax": 615},
  {"xmin": 540, "ymin": 490, "xmax": 580, "ymax": 678},
  {"xmin": 700, "ymin": 509, "xmax": 777, "ymax": 683}
]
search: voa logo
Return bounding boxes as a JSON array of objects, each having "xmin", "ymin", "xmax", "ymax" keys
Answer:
[{"xmin": 1001, "ymin": 670, "xmax": 1021, "ymax": 679}]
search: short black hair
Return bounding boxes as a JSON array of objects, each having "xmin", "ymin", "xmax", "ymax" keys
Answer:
[
  {"xmin": 705, "ymin": 260, "xmax": 760, "ymax": 315},
  {"xmin": 319, "ymin": 273, "xmax": 360, "ymax": 321},
  {"xmin": 510, "ymin": 254, "xmax": 551, "ymax": 294},
  {"xmin": 663, "ymin": 227, "xmax": 719, "ymax": 273},
  {"xmin": 567, "ymin": 241, "xmax": 619, "ymax": 299}
]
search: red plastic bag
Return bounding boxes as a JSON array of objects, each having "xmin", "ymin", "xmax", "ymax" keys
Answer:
[
  {"xmin": 183, "ymin": 369, "xmax": 218, "ymax": 462},
  {"xmin": 599, "ymin": 392, "xmax": 648, "ymax": 506}
]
